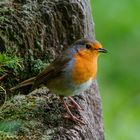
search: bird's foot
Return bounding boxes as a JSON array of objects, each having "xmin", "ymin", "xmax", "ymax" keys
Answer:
[
  {"xmin": 68, "ymin": 96, "xmax": 84, "ymax": 111},
  {"xmin": 63, "ymin": 114, "xmax": 86, "ymax": 125},
  {"xmin": 61, "ymin": 97, "xmax": 85, "ymax": 125}
]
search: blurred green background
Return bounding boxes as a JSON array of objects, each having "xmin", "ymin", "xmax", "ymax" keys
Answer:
[{"xmin": 91, "ymin": 0, "xmax": 140, "ymax": 140}]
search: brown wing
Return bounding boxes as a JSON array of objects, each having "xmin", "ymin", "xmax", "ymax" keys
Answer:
[
  {"xmin": 10, "ymin": 77, "xmax": 35, "ymax": 91},
  {"xmin": 32, "ymin": 51, "xmax": 72, "ymax": 90}
]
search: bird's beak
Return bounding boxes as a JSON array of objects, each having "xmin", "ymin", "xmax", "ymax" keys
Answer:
[{"xmin": 98, "ymin": 48, "xmax": 107, "ymax": 53}]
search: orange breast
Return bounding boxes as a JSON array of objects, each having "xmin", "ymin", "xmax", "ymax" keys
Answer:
[{"xmin": 72, "ymin": 52, "xmax": 97, "ymax": 84}]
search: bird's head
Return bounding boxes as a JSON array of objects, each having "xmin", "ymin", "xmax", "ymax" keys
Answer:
[{"xmin": 72, "ymin": 38, "xmax": 107, "ymax": 59}]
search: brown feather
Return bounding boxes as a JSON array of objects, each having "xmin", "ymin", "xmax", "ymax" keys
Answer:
[
  {"xmin": 10, "ymin": 77, "xmax": 35, "ymax": 91},
  {"xmin": 32, "ymin": 53, "xmax": 71, "ymax": 90},
  {"xmin": 10, "ymin": 49, "xmax": 72, "ymax": 92}
]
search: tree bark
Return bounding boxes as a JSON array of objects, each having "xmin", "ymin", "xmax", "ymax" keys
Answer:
[{"xmin": 0, "ymin": 0, "xmax": 104, "ymax": 139}]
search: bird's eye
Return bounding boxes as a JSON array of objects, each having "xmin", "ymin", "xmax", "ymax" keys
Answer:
[{"xmin": 86, "ymin": 44, "xmax": 92, "ymax": 49}]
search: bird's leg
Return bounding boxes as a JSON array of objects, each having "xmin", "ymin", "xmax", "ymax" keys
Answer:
[
  {"xmin": 60, "ymin": 97, "xmax": 85, "ymax": 124},
  {"xmin": 68, "ymin": 96, "xmax": 84, "ymax": 110}
]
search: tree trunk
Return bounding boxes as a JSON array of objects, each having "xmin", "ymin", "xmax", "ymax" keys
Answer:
[{"xmin": 0, "ymin": 0, "xmax": 104, "ymax": 139}]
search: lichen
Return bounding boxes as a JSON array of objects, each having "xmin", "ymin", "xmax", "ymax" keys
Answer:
[
  {"xmin": 0, "ymin": 1, "xmax": 53, "ymax": 85},
  {"xmin": 0, "ymin": 88, "xmax": 67, "ymax": 139}
]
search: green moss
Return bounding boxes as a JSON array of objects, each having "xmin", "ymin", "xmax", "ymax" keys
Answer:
[
  {"xmin": 0, "ymin": 131, "xmax": 18, "ymax": 140},
  {"xmin": 30, "ymin": 59, "xmax": 48, "ymax": 75},
  {"xmin": 0, "ymin": 53, "xmax": 22, "ymax": 74},
  {"xmin": 0, "ymin": 1, "xmax": 53, "ymax": 87},
  {"xmin": 0, "ymin": 53, "xmax": 23, "ymax": 91},
  {"xmin": 0, "ymin": 91, "xmax": 66, "ymax": 139},
  {"xmin": 0, "ymin": 120, "xmax": 22, "ymax": 134}
]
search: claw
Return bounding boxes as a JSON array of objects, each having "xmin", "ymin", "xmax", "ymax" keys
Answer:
[
  {"xmin": 60, "ymin": 96, "xmax": 85, "ymax": 125},
  {"xmin": 68, "ymin": 96, "xmax": 84, "ymax": 111},
  {"xmin": 63, "ymin": 114, "xmax": 86, "ymax": 125}
]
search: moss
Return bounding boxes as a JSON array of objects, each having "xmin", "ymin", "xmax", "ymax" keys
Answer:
[
  {"xmin": 0, "ymin": 131, "xmax": 18, "ymax": 140},
  {"xmin": 0, "ymin": 53, "xmax": 22, "ymax": 74},
  {"xmin": 13, "ymin": 0, "xmax": 27, "ymax": 4},
  {"xmin": 42, "ymin": 128, "xmax": 58, "ymax": 140},
  {"xmin": 0, "ymin": 89, "xmax": 67, "ymax": 139},
  {"xmin": 0, "ymin": 120, "xmax": 22, "ymax": 134},
  {"xmin": 0, "ymin": 1, "xmax": 86, "ymax": 138},
  {"xmin": 30, "ymin": 59, "xmax": 48, "ymax": 75},
  {"xmin": 0, "ymin": 53, "xmax": 23, "ymax": 94},
  {"xmin": 0, "ymin": 1, "xmax": 53, "ymax": 91}
]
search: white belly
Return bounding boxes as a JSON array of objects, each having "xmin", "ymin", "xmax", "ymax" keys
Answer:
[{"xmin": 73, "ymin": 78, "xmax": 93, "ymax": 95}]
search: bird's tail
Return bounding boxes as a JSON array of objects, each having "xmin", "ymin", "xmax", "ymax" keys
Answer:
[{"xmin": 10, "ymin": 77, "xmax": 35, "ymax": 92}]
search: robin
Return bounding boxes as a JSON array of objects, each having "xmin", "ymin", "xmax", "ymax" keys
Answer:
[{"xmin": 10, "ymin": 38, "xmax": 107, "ymax": 124}]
